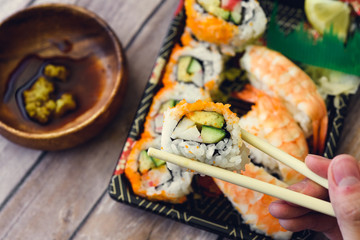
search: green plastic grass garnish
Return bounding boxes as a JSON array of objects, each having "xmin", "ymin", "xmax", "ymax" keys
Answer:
[{"xmin": 266, "ymin": 3, "xmax": 360, "ymax": 76}]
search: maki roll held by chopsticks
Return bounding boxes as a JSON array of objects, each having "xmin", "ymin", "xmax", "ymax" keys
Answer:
[{"xmin": 161, "ymin": 100, "xmax": 250, "ymax": 172}]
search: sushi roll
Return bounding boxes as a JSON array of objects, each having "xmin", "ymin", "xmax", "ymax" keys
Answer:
[
  {"xmin": 213, "ymin": 163, "xmax": 293, "ymax": 239},
  {"xmin": 161, "ymin": 100, "xmax": 250, "ymax": 171},
  {"xmin": 162, "ymin": 44, "xmax": 223, "ymax": 92},
  {"xmin": 125, "ymin": 137, "xmax": 193, "ymax": 203},
  {"xmin": 184, "ymin": 0, "xmax": 267, "ymax": 53},
  {"xmin": 143, "ymin": 83, "xmax": 211, "ymax": 138}
]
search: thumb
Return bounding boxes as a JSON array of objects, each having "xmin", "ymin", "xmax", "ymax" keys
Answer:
[{"xmin": 328, "ymin": 154, "xmax": 360, "ymax": 239}]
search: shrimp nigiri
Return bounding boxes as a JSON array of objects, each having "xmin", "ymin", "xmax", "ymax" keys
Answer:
[
  {"xmin": 240, "ymin": 45, "xmax": 328, "ymax": 154},
  {"xmin": 213, "ymin": 163, "xmax": 292, "ymax": 239},
  {"xmin": 235, "ymin": 84, "xmax": 308, "ymax": 184}
]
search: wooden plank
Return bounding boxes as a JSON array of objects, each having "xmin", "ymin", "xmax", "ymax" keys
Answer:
[
  {"xmin": 0, "ymin": 0, "xmax": 44, "ymax": 207},
  {"xmin": 0, "ymin": 0, "xmax": 32, "ymax": 22},
  {"xmin": 0, "ymin": 1, "xmax": 166, "ymax": 240},
  {"xmin": 72, "ymin": 195, "xmax": 218, "ymax": 240},
  {"xmin": 0, "ymin": 138, "xmax": 42, "ymax": 206},
  {"xmin": 33, "ymin": 0, "xmax": 158, "ymax": 47},
  {"xmin": 32, "ymin": 0, "xmax": 78, "ymax": 5},
  {"xmin": 336, "ymin": 91, "xmax": 360, "ymax": 159}
]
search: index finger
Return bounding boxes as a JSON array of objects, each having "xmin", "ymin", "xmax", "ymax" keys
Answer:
[{"xmin": 305, "ymin": 154, "xmax": 331, "ymax": 178}]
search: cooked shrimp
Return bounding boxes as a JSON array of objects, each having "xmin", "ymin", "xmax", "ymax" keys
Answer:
[
  {"xmin": 213, "ymin": 163, "xmax": 292, "ymax": 239},
  {"xmin": 235, "ymin": 84, "xmax": 308, "ymax": 184},
  {"xmin": 240, "ymin": 45, "xmax": 328, "ymax": 154}
]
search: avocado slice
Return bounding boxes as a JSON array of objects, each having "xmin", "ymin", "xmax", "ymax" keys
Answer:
[
  {"xmin": 199, "ymin": 0, "xmax": 239, "ymax": 21},
  {"xmin": 201, "ymin": 125, "xmax": 226, "ymax": 144},
  {"xmin": 139, "ymin": 150, "xmax": 155, "ymax": 173},
  {"xmin": 198, "ymin": 0, "xmax": 220, "ymax": 8},
  {"xmin": 198, "ymin": 0, "xmax": 231, "ymax": 20},
  {"xmin": 186, "ymin": 111, "xmax": 225, "ymax": 128},
  {"xmin": 177, "ymin": 56, "xmax": 193, "ymax": 83}
]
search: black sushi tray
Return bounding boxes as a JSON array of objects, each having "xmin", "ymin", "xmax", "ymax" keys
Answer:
[{"xmin": 108, "ymin": 0, "xmax": 351, "ymax": 239}]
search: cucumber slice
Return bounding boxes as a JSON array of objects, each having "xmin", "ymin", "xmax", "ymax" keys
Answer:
[
  {"xmin": 159, "ymin": 99, "xmax": 177, "ymax": 113},
  {"xmin": 151, "ymin": 157, "xmax": 166, "ymax": 167},
  {"xmin": 230, "ymin": 11, "xmax": 241, "ymax": 24},
  {"xmin": 139, "ymin": 150, "xmax": 155, "ymax": 173},
  {"xmin": 211, "ymin": 7, "xmax": 230, "ymax": 20},
  {"xmin": 177, "ymin": 56, "xmax": 193, "ymax": 82},
  {"xmin": 187, "ymin": 58, "xmax": 202, "ymax": 74},
  {"xmin": 201, "ymin": 125, "xmax": 226, "ymax": 144},
  {"xmin": 186, "ymin": 111, "xmax": 225, "ymax": 128}
]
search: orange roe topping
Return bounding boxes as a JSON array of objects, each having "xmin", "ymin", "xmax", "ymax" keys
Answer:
[
  {"xmin": 162, "ymin": 44, "xmax": 183, "ymax": 87},
  {"xmin": 185, "ymin": 0, "xmax": 238, "ymax": 45}
]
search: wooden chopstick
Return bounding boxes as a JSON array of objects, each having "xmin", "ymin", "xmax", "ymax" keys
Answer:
[
  {"xmin": 147, "ymin": 147, "xmax": 335, "ymax": 217},
  {"xmin": 240, "ymin": 129, "xmax": 329, "ymax": 189}
]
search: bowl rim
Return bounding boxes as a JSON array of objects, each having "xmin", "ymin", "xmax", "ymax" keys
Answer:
[{"xmin": 0, "ymin": 3, "xmax": 126, "ymax": 141}]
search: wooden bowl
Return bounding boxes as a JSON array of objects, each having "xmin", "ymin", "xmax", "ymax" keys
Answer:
[{"xmin": 0, "ymin": 4, "xmax": 127, "ymax": 150}]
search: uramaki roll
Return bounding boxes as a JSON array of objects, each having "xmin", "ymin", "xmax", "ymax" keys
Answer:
[
  {"xmin": 162, "ymin": 44, "xmax": 223, "ymax": 91},
  {"xmin": 125, "ymin": 137, "xmax": 193, "ymax": 203},
  {"xmin": 185, "ymin": 0, "xmax": 266, "ymax": 52},
  {"xmin": 161, "ymin": 100, "xmax": 249, "ymax": 171}
]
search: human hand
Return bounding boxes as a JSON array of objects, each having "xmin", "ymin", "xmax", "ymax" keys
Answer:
[{"xmin": 269, "ymin": 154, "xmax": 360, "ymax": 240}]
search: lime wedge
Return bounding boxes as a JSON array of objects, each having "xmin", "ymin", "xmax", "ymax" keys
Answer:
[{"xmin": 305, "ymin": 0, "xmax": 351, "ymax": 40}]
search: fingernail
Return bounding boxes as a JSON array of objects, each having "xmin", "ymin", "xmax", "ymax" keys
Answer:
[
  {"xmin": 306, "ymin": 154, "xmax": 324, "ymax": 159},
  {"xmin": 288, "ymin": 179, "xmax": 308, "ymax": 193},
  {"xmin": 331, "ymin": 156, "xmax": 360, "ymax": 187}
]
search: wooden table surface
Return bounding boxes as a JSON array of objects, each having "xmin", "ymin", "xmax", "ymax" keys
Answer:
[{"xmin": 0, "ymin": 1, "xmax": 359, "ymax": 240}]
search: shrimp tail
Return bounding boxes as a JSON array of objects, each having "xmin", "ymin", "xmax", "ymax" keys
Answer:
[
  {"xmin": 312, "ymin": 114, "xmax": 328, "ymax": 154},
  {"xmin": 318, "ymin": 114, "xmax": 328, "ymax": 154},
  {"xmin": 232, "ymin": 84, "xmax": 261, "ymax": 103},
  {"xmin": 312, "ymin": 120, "xmax": 320, "ymax": 154}
]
